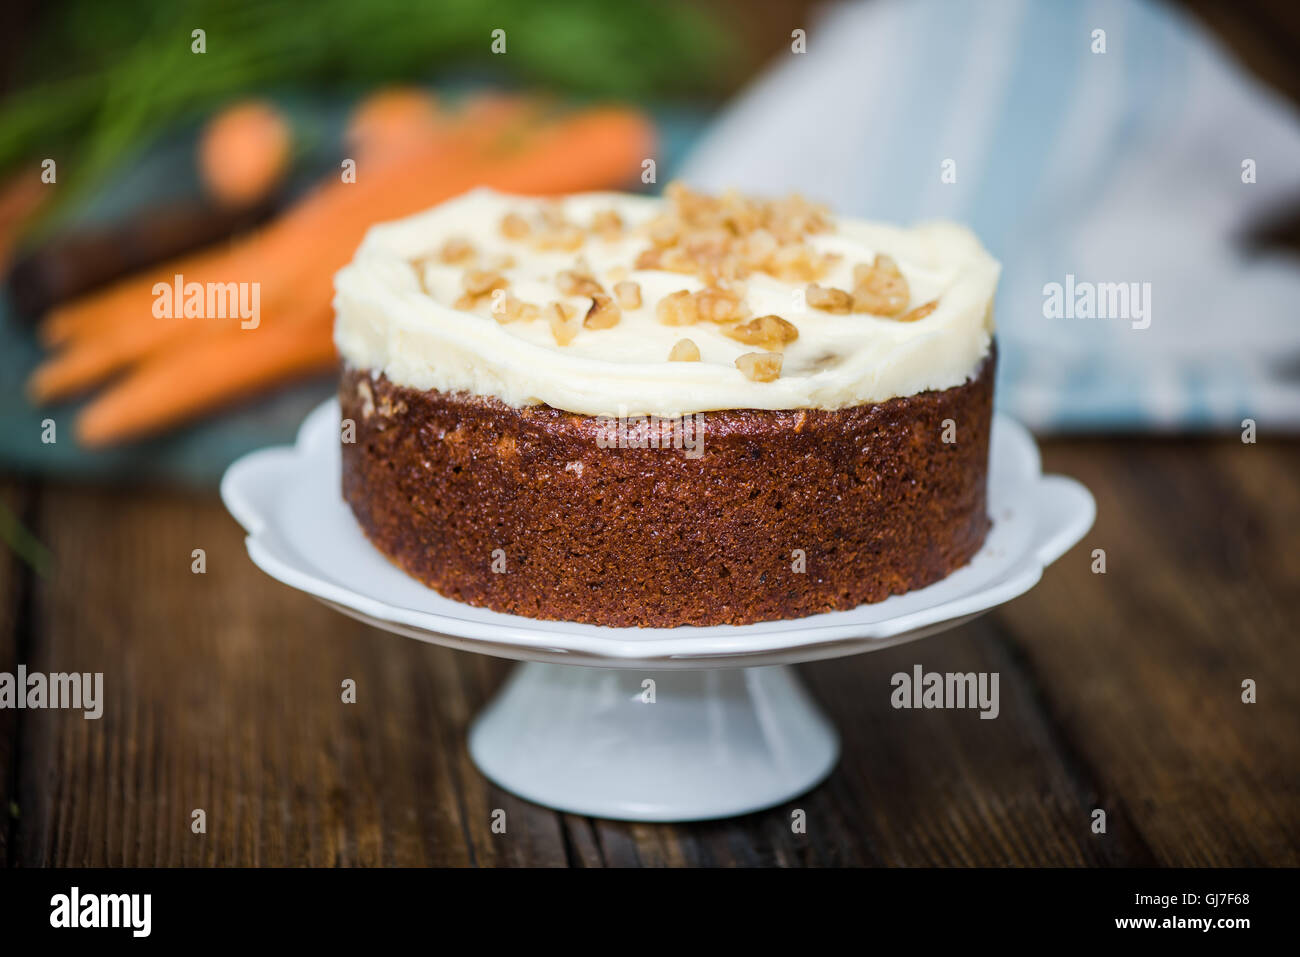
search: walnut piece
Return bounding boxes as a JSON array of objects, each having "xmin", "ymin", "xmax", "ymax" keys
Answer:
[
  {"xmin": 500, "ymin": 212, "xmax": 531, "ymax": 239},
  {"xmin": 899, "ymin": 299, "xmax": 938, "ymax": 322},
  {"xmin": 648, "ymin": 219, "xmax": 679, "ymax": 248},
  {"xmin": 851, "ymin": 254, "xmax": 909, "ymax": 316},
  {"xmin": 462, "ymin": 269, "xmax": 507, "ymax": 297},
  {"xmin": 613, "ymin": 280, "xmax": 642, "ymax": 309},
  {"xmin": 806, "ymin": 283, "xmax": 852, "ymax": 314},
  {"xmin": 438, "ymin": 237, "xmax": 475, "ymax": 264},
  {"xmin": 735, "ymin": 352, "xmax": 782, "ymax": 382},
  {"xmin": 493, "ymin": 294, "xmax": 540, "ymax": 324},
  {"xmin": 668, "ymin": 338, "xmax": 700, "ymax": 362},
  {"xmin": 591, "ymin": 209, "xmax": 623, "ymax": 239},
  {"xmin": 692, "ymin": 284, "xmax": 748, "ymax": 323},
  {"xmin": 725, "ymin": 314, "xmax": 799, "ymax": 351},
  {"xmin": 556, "ymin": 267, "xmax": 604, "ymax": 298},
  {"xmin": 534, "ymin": 224, "xmax": 585, "ymax": 252},
  {"xmin": 545, "ymin": 301, "xmax": 580, "ymax": 345},
  {"xmin": 767, "ymin": 243, "xmax": 839, "ymax": 282},
  {"xmin": 656, "ymin": 289, "xmax": 697, "ymax": 326},
  {"xmin": 583, "ymin": 293, "xmax": 621, "ymax": 330},
  {"xmin": 632, "ymin": 182, "xmax": 834, "ymax": 285},
  {"xmin": 635, "ymin": 248, "xmax": 663, "ymax": 270},
  {"xmin": 655, "ymin": 285, "xmax": 751, "ymax": 326}
]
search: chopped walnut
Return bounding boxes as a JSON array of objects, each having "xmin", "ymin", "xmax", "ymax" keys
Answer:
[
  {"xmin": 698, "ymin": 255, "xmax": 746, "ymax": 285},
  {"xmin": 538, "ymin": 201, "xmax": 567, "ymax": 229},
  {"xmin": 725, "ymin": 314, "xmax": 799, "ymax": 351},
  {"xmin": 545, "ymin": 301, "xmax": 580, "ymax": 345},
  {"xmin": 633, "ymin": 182, "xmax": 833, "ymax": 285},
  {"xmin": 655, "ymin": 285, "xmax": 749, "ymax": 326},
  {"xmin": 535, "ymin": 224, "xmax": 585, "ymax": 252},
  {"xmin": 590, "ymin": 209, "xmax": 623, "ymax": 239},
  {"xmin": 556, "ymin": 266, "xmax": 604, "ymax": 298},
  {"xmin": 545, "ymin": 300, "xmax": 577, "ymax": 321},
  {"xmin": 606, "ymin": 265, "xmax": 629, "ymax": 283},
  {"xmin": 461, "ymin": 269, "xmax": 507, "ymax": 297},
  {"xmin": 899, "ymin": 299, "xmax": 938, "ymax": 323},
  {"xmin": 642, "ymin": 246, "xmax": 699, "ymax": 275},
  {"xmin": 682, "ymin": 227, "xmax": 732, "ymax": 263},
  {"xmin": 500, "ymin": 212, "xmax": 531, "ymax": 239},
  {"xmin": 635, "ymin": 248, "xmax": 663, "ymax": 270},
  {"xmin": 851, "ymin": 254, "xmax": 909, "ymax": 316},
  {"xmin": 668, "ymin": 338, "xmax": 700, "ymax": 362},
  {"xmin": 613, "ymin": 280, "xmax": 642, "ymax": 309},
  {"xmin": 656, "ymin": 289, "xmax": 698, "ymax": 326},
  {"xmin": 493, "ymin": 294, "xmax": 540, "ymax": 324},
  {"xmin": 735, "ymin": 352, "xmax": 783, "ymax": 382},
  {"xmin": 438, "ymin": 237, "xmax": 475, "ymax": 264},
  {"xmin": 768, "ymin": 191, "xmax": 833, "ymax": 235},
  {"xmin": 767, "ymin": 243, "xmax": 838, "ymax": 282},
  {"xmin": 737, "ymin": 230, "xmax": 777, "ymax": 270},
  {"xmin": 583, "ymin": 293, "xmax": 621, "ymax": 330},
  {"xmin": 806, "ymin": 283, "xmax": 853, "ymax": 314},
  {"xmin": 692, "ymin": 284, "xmax": 748, "ymax": 323},
  {"xmin": 648, "ymin": 218, "xmax": 680, "ymax": 248},
  {"xmin": 453, "ymin": 269, "xmax": 508, "ymax": 311}
]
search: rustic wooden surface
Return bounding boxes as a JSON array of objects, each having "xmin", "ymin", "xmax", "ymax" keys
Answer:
[
  {"xmin": 0, "ymin": 436, "xmax": 1296, "ymax": 867},
  {"xmin": 1, "ymin": 0, "xmax": 1298, "ymax": 868}
]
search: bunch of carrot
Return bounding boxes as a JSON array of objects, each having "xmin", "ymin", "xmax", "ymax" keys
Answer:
[{"xmin": 26, "ymin": 92, "xmax": 656, "ymax": 446}]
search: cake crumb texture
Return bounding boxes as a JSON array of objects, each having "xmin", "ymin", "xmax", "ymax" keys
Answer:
[{"xmin": 340, "ymin": 352, "xmax": 994, "ymax": 628}]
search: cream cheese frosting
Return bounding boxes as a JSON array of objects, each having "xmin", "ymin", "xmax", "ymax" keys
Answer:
[{"xmin": 333, "ymin": 187, "xmax": 999, "ymax": 416}]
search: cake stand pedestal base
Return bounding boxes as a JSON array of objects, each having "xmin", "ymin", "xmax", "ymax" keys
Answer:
[{"xmin": 468, "ymin": 662, "xmax": 839, "ymax": 822}]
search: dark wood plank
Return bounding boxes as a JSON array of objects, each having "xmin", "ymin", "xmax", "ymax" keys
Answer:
[
  {"xmin": 9, "ymin": 438, "xmax": 1299, "ymax": 866},
  {"xmin": 0, "ymin": 482, "xmax": 34, "ymax": 866},
  {"xmin": 526, "ymin": 614, "xmax": 1166, "ymax": 868},
  {"xmin": 795, "ymin": 620, "xmax": 1156, "ymax": 866},
  {"xmin": 572, "ymin": 611, "xmax": 1154, "ymax": 867},
  {"xmin": 560, "ymin": 441, "xmax": 1299, "ymax": 865},
  {"xmin": 14, "ymin": 479, "xmax": 1149, "ymax": 868},
  {"xmin": 13, "ymin": 481, "xmax": 566, "ymax": 866},
  {"xmin": 994, "ymin": 437, "xmax": 1300, "ymax": 866}
]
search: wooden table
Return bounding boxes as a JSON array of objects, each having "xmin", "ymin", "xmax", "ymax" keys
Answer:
[
  {"xmin": 2, "ymin": 0, "xmax": 1298, "ymax": 871},
  {"xmin": 0, "ymin": 436, "xmax": 1295, "ymax": 866}
]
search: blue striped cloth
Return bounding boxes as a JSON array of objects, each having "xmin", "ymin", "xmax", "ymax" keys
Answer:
[{"xmin": 680, "ymin": 0, "xmax": 1300, "ymax": 431}]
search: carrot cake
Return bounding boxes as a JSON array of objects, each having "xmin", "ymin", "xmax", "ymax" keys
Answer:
[{"xmin": 333, "ymin": 184, "xmax": 1000, "ymax": 627}]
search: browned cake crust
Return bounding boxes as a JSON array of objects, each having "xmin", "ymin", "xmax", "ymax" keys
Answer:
[{"xmin": 339, "ymin": 350, "xmax": 994, "ymax": 627}]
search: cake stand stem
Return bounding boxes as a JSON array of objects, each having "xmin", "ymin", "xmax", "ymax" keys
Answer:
[{"xmin": 468, "ymin": 662, "xmax": 839, "ymax": 822}]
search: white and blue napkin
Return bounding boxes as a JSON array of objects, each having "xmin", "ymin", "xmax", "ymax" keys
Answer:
[{"xmin": 681, "ymin": 0, "xmax": 1300, "ymax": 430}]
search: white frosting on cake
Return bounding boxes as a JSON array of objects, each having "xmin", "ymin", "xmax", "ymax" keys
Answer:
[{"xmin": 333, "ymin": 188, "xmax": 999, "ymax": 415}]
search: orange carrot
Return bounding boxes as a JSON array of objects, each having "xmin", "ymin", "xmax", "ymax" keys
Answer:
[
  {"xmin": 29, "ymin": 294, "xmax": 321, "ymax": 402},
  {"xmin": 198, "ymin": 100, "xmax": 292, "ymax": 207},
  {"xmin": 76, "ymin": 310, "xmax": 335, "ymax": 447},
  {"xmin": 346, "ymin": 87, "xmax": 443, "ymax": 164},
  {"xmin": 470, "ymin": 107, "xmax": 656, "ymax": 196},
  {"xmin": 36, "ymin": 95, "xmax": 538, "ymax": 353},
  {"xmin": 39, "ymin": 101, "xmax": 656, "ymax": 443}
]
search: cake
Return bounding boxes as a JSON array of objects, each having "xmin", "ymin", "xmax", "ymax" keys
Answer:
[{"xmin": 334, "ymin": 184, "xmax": 1000, "ymax": 627}]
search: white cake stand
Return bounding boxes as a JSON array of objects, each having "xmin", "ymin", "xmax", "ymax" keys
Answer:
[{"xmin": 222, "ymin": 400, "xmax": 1093, "ymax": 821}]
